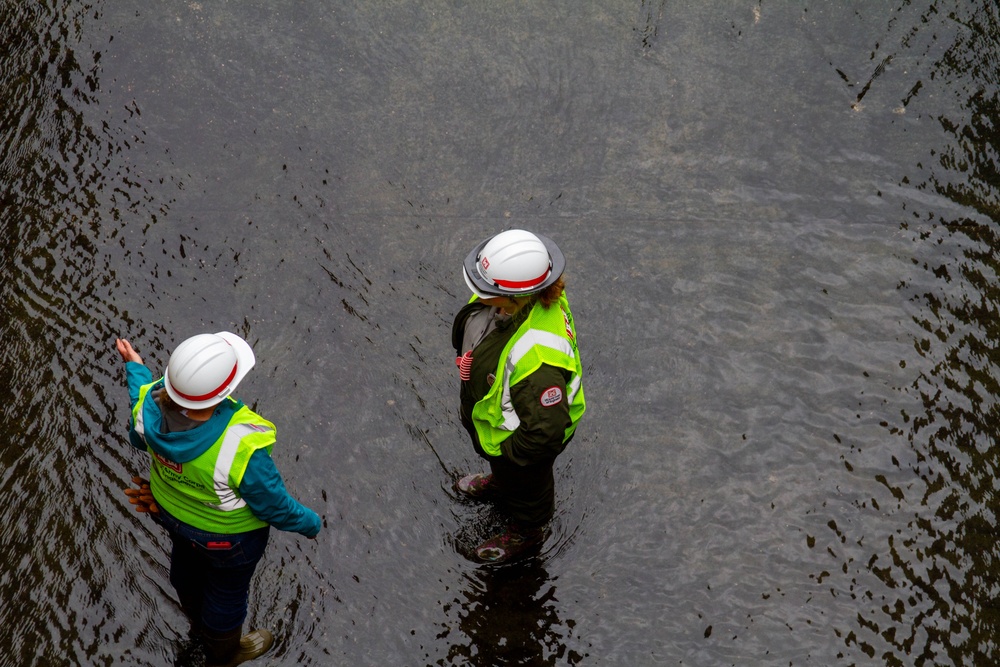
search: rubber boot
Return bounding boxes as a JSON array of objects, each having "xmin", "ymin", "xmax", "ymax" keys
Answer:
[
  {"xmin": 203, "ymin": 627, "xmax": 274, "ymax": 667},
  {"xmin": 455, "ymin": 473, "xmax": 499, "ymax": 501},
  {"xmin": 475, "ymin": 523, "xmax": 545, "ymax": 563}
]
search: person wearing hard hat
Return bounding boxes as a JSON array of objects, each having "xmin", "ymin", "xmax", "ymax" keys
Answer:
[
  {"xmin": 453, "ymin": 229, "xmax": 586, "ymax": 563},
  {"xmin": 114, "ymin": 332, "xmax": 321, "ymax": 667}
]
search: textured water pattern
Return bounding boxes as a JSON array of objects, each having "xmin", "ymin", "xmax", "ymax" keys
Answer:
[{"xmin": 2, "ymin": 1, "xmax": 999, "ymax": 665}]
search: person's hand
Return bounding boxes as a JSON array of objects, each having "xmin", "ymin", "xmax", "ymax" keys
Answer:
[
  {"xmin": 116, "ymin": 338, "xmax": 143, "ymax": 365},
  {"xmin": 124, "ymin": 476, "xmax": 159, "ymax": 515}
]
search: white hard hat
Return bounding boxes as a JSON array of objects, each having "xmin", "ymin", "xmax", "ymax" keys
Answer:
[
  {"xmin": 163, "ymin": 332, "xmax": 256, "ymax": 410},
  {"xmin": 462, "ymin": 229, "xmax": 566, "ymax": 299}
]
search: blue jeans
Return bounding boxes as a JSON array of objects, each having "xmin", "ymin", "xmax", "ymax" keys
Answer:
[{"xmin": 155, "ymin": 508, "xmax": 270, "ymax": 633}]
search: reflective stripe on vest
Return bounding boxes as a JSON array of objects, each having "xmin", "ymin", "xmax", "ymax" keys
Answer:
[
  {"xmin": 133, "ymin": 384, "xmax": 150, "ymax": 442},
  {"xmin": 212, "ymin": 423, "xmax": 264, "ymax": 511},
  {"xmin": 497, "ymin": 328, "xmax": 579, "ymax": 432}
]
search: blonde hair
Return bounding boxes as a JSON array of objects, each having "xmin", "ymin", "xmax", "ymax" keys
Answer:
[{"xmin": 153, "ymin": 387, "xmax": 179, "ymax": 411}]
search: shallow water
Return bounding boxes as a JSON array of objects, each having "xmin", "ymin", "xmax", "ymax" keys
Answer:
[{"xmin": 2, "ymin": 1, "xmax": 999, "ymax": 665}]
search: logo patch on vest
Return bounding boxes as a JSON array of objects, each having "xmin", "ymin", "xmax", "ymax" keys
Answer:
[
  {"xmin": 154, "ymin": 451, "xmax": 182, "ymax": 473},
  {"xmin": 562, "ymin": 308, "xmax": 574, "ymax": 340},
  {"xmin": 540, "ymin": 386, "xmax": 563, "ymax": 407}
]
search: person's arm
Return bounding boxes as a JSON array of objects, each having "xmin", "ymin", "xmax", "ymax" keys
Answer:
[
  {"xmin": 116, "ymin": 338, "xmax": 151, "ymax": 406},
  {"xmin": 500, "ymin": 364, "xmax": 573, "ymax": 466},
  {"xmin": 239, "ymin": 450, "xmax": 322, "ymax": 538},
  {"xmin": 124, "ymin": 363, "xmax": 153, "ymax": 409},
  {"xmin": 116, "ymin": 338, "xmax": 153, "ymax": 450}
]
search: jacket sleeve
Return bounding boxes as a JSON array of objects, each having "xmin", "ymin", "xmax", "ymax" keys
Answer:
[
  {"xmin": 125, "ymin": 362, "xmax": 154, "ymax": 451},
  {"xmin": 125, "ymin": 362, "xmax": 153, "ymax": 409},
  {"xmin": 239, "ymin": 450, "xmax": 322, "ymax": 537},
  {"xmin": 500, "ymin": 364, "xmax": 573, "ymax": 466}
]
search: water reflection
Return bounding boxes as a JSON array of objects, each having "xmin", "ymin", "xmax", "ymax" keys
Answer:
[
  {"xmin": 439, "ymin": 562, "xmax": 584, "ymax": 667},
  {"xmin": 0, "ymin": 3, "xmax": 162, "ymax": 664},
  {"xmin": 7, "ymin": 0, "xmax": 1000, "ymax": 663},
  {"xmin": 850, "ymin": 2, "xmax": 1000, "ymax": 664},
  {"xmin": 440, "ymin": 467, "xmax": 584, "ymax": 666}
]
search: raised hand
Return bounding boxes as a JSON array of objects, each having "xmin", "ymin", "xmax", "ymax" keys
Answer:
[{"xmin": 115, "ymin": 338, "xmax": 144, "ymax": 365}]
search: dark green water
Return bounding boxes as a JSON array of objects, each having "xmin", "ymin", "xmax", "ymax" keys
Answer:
[{"xmin": 2, "ymin": 1, "xmax": 999, "ymax": 665}]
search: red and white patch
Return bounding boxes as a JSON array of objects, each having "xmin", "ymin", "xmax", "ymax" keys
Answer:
[
  {"xmin": 154, "ymin": 451, "xmax": 182, "ymax": 474},
  {"xmin": 540, "ymin": 386, "xmax": 563, "ymax": 407},
  {"xmin": 562, "ymin": 308, "xmax": 574, "ymax": 340}
]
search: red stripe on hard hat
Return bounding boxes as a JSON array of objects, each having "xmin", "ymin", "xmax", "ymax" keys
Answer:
[
  {"xmin": 493, "ymin": 270, "xmax": 549, "ymax": 290},
  {"xmin": 172, "ymin": 363, "xmax": 239, "ymax": 402}
]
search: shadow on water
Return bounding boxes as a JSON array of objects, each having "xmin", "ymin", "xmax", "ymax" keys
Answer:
[{"xmin": 838, "ymin": 3, "xmax": 1000, "ymax": 664}]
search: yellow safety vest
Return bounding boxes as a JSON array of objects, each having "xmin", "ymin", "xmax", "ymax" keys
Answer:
[
  {"xmin": 470, "ymin": 294, "xmax": 586, "ymax": 456},
  {"xmin": 132, "ymin": 382, "xmax": 273, "ymax": 533}
]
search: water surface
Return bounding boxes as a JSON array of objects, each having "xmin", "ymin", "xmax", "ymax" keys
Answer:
[{"xmin": 2, "ymin": 1, "xmax": 999, "ymax": 665}]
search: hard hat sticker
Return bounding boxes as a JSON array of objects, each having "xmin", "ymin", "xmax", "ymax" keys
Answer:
[{"xmin": 540, "ymin": 386, "xmax": 563, "ymax": 407}]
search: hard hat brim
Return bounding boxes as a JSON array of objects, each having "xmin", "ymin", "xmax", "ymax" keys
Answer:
[
  {"xmin": 164, "ymin": 332, "xmax": 256, "ymax": 410},
  {"xmin": 462, "ymin": 232, "xmax": 566, "ymax": 299}
]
